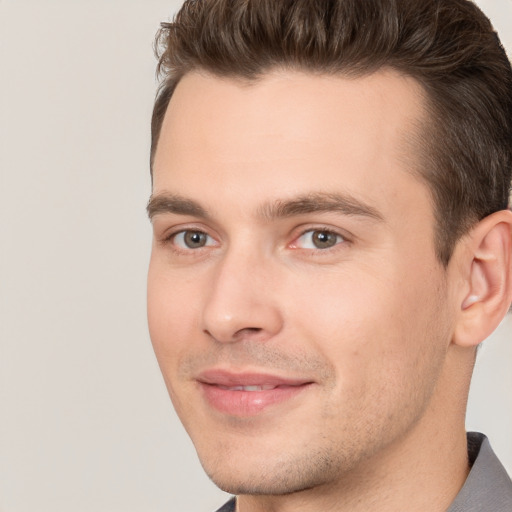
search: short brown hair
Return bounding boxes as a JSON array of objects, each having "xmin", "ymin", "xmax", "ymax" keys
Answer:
[{"xmin": 151, "ymin": 0, "xmax": 512, "ymax": 264}]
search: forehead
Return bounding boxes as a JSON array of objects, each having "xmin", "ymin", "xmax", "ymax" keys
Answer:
[{"xmin": 152, "ymin": 69, "xmax": 430, "ymax": 225}]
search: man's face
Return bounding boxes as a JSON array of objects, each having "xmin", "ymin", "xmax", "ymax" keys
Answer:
[{"xmin": 148, "ymin": 70, "xmax": 457, "ymax": 494}]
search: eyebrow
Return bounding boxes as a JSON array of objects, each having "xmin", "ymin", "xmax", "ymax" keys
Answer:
[
  {"xmin": 147, "ymin": 193, "xmax": 210, "ymax": 220},
  {"xmin": 147, "ymin": 191, "xmax": 384, "ymax": 222},
  {"xmin": 257, "ymin": 192, "xmax": 384, "ymax": 222}
]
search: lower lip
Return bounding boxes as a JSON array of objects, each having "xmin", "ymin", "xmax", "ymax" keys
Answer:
[{"xmin": 200, "ymin": 383, "xmax": 310, "ymax": 416}]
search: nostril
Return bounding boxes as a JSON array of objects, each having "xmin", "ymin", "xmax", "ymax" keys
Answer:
[
  {"xmin": 203, "ymin": 326, "xmax": 263, "ymax": 343},
  {"xmin": 232, "ymin": 326, "xmax": 264, "ymax": 341},
  {"xmin": 239, "ymin": 327, "xmax": 262, "ymax": 334}
]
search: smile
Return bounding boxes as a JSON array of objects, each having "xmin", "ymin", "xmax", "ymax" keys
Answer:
[{"xmin": 197, "ymin": 370, "xmax": 313, "ymax": 416}]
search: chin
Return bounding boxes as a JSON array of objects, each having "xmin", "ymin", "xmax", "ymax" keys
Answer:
[{"xmin": 197, "ymin": 444, "xmax": 345, "ymax": 496}]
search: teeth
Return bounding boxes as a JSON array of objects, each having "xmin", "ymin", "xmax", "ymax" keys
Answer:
[{"xmin": 219, "ymin": 385, "xmax": 277, "ymax": 391}]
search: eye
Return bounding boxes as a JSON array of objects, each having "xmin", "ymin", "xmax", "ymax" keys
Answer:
[
  {"xmin": 294, "ymin": 229, "xmax": 344, "ymax": 250},
  {"xmin": 172, "ymin": 230, "xmax": 216, "ymax": 249}
]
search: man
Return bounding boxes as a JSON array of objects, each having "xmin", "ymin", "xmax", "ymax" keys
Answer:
[{"xmin": 146, "ymin": 0, "xmax": 512, "ymax": 510}]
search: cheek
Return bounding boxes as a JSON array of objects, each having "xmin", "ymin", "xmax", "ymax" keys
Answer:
[
  {"xmin": 147, "ymin": 263, "xmax": 206, "ymax": 419},
  {"xmin": 286, "ymin": 261, "xmax": 448, "ymax": 387},
  {"xmin": 286, "ymin": 269, "xmax": 448, "ymax": 447},
  {"xmin": 147, "ymin": 261, "xmax": 203, "ymax": 365},
  {"xmin": 286, "ymin": 265, "xmax": 397, "ymax": 350}
]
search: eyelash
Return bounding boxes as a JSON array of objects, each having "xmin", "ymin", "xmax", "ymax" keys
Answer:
[
  {"xmin": 159, "ymin": 226, "xmax": 350, "ymax": 256},
  {"xmin": 291, "ymin": 227, "xmax": 347, "ymax": 252},
  {"xmin": 160, "ymin": 228, "xmax": 217, "ymax": 254}
]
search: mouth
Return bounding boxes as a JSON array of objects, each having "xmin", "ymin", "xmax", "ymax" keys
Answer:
[{"xmin": 196, "ymin": 370, "xmax": 314, "ymax": 416}]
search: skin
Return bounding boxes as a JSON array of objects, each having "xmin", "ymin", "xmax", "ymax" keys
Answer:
[{"xmin": 147, "ymin": 70, "xmax": 511, "ymax": 512}]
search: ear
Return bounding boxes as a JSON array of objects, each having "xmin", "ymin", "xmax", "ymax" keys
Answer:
[{"xmin": 453, "ymin": 209, "xmax": 512, "ymax": 348}]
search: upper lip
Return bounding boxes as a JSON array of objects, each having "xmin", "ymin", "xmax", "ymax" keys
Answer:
[{"xmin": 197, "ymin": 369, "xmax": 313, "ymax": 388}]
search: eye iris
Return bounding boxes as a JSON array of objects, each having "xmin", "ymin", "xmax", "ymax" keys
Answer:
[
  {"xmin": 312, "ymin": 231, "xmax": 337, "ymax": 249},
  {"xmin": 184, "ymin": 231, "xmax": 207, "ymax": 248}
]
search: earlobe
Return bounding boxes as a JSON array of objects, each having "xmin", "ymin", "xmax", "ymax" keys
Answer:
[{"xmin": 453, "ymin": 210, "xmax": 512, "ymax": 348}]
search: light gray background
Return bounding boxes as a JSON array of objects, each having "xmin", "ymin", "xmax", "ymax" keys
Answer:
[{"xmin": 1, "ymin": 1, "xmax": 511, "ymax": 511}]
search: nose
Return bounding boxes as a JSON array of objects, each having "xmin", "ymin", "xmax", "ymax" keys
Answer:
[{"xmin": 201, "ymin": 249, "xmax": 284, "ymax": 344}]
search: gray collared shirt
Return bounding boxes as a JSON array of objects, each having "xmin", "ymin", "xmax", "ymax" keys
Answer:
[
  {"xmin": 447, "ymin": 432, "xmax": 512, "ymax": 511},
  {"xmin": 215, "ymin": 432, "xmax": 512, "ymax": 512}
]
